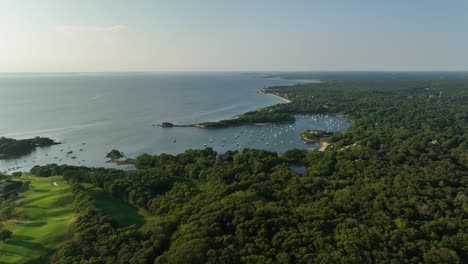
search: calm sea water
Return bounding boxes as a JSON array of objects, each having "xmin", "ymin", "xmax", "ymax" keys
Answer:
[{"xmin": 0, "ymin": 73, "xmax": 350, "ymax": 172}]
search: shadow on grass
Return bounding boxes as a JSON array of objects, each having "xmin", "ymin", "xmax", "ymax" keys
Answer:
[
  {"xmin": 0, "ymin": 248, "xmax": 34, "ymax": 263},
  {"xmin": 10, "ymin": 235, "xmax": 34, "ymax": 241},
  {"xmin": 23, "ymin": 205, "xmax": 43, "ymax": 209},
  {"xmin": 31, "ymin": 188, "xmax": 50, "ymax": 193},
  {"xmin": 0, "ymin": 244, "xmax": 53, "ymax": 264},
  {"xmin": 5, "ymin": 240, "xmax": 46, "ymax": 251},
  {"xmin": 85, "ymin": 187, "xmax": 146, "ymax": 227},
  {"xmin": 19, "ymin": 221, "xmax": 48, "ymax": 227}
]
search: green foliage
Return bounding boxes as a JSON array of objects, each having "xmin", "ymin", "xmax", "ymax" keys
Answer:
[
  {"xmin": 198, "ymin": 110, "xmax": 294, "ymax": 127},
  {"xmin": 0, "ymin": 180, "xmax": 22, "ymax": 195},
  {"xmin": 0, "ymin": 176, "xmax": 75, "ymax": 264},
  {"xmin": 0, "ymin": 229, "xmax": 12, "ymax": 241},
  {"xmin": 0, "ymin": 136, "xmax": 59, "ymax": 158},
  {"xmin": 28, "ymin": 72, "xmax": 468, "ymax": 263},
  {"xmin": 0, "ymin": 197, "xmax": 18, "ymax": 222},
  {"xmin": 301, "ymin": 130, "xmax": 334, "ymax": 141},
  {"xmin": 281, "ymin": 149, "xmax": 307, "ymax": 164},
  {"xmin": 54, "ymin": 179, "xmax": 168, "ymax": 263},
  {"xmin": 106, "ymin": 149, "xmax": 124, "ymax": 159},
  {"xmin": 82, "ymin": 183, "xmax": 148, "ymax": 227},
  {"xmin": 30, "ymin": 164, "xmax": 56, "ymax": 177},
  {"xmin": 11, "ymin": 172, "xmax": 22, "ymax": 178}
]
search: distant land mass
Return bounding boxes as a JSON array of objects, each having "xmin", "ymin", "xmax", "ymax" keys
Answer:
[
  {"xmin": 0, "ymin": 136, "xmax": 59, "ymax": 159},
  {"xmin": 1, "ymin": 72, "xmax": 466, "ymax": 263}
]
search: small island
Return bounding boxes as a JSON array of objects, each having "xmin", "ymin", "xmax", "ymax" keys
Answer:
[
  {"xmin": 0, "ymin": 136, "xmax": 60, "ymax": 159},
  {"xmin": 301, "ymin": 130, "xmax": 336, "ymax": 151},
  {"xmin": 160, "ymin": 122, "xmax": 175, "ymax": 127},
  {"xmin": 301, "ymin": 129, "xmax": 334, "ymax": 141},
  {"xmin": 106, "ymin": 149, "xmax": 124, "ymax": 162},
  {"xmin": 195, "ymin": 110, "xmax": 295, "ymax": 128},
  {"xmin": 158, "ymin": 122, "xmax": 192, "ymax": 128}
]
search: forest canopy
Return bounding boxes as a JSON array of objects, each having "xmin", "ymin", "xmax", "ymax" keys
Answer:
[
  {"xmin": 0, "ymin": 136, "xmax": 59, "ymax": 159},
  {"xmin": 21, "ymin": 72, "xmax": 468, "ymax": 263}
]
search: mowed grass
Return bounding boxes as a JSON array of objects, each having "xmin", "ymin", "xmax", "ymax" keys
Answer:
[
  {"xmin": 81, "ymin": 183, "xmax": 151, "ymax": 227},
  {"xmin": 0, "ymin": 175, "xmax": 75, "ymax": 264}
]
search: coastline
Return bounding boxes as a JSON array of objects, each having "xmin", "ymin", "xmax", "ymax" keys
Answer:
[
  {"xmin": 258, "ymin": 90, "xmax": 291, "ymax": 103},
  {"xmin": 161, "ymin": 89, "xmax": 293, "ymax": 128},
  {"xmin": 258, "ymin": 75, "xmax": 323, "ymax": 84},
  {"xmin": 161, "ymin": 87, "xmax": 350, "ymax": 147},
  {"xmin": 300, "ymin": 133, "xmax": 330, "ymax": 151},
  {"xmin": 193, "ymin": 120, "xmax": 294, "ymax": 128},
  {"xmin": 319, "ymin": 142, "xmax": 329, "ymax": 151}
]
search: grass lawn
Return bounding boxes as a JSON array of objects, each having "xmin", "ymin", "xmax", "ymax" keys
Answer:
[
  {"xmin": 0, "ymin": 175, "xmax": 75, "ymax": 264},
  {"xmin": 81, "ymin": 183, "xmax": 152, "ymax": 227}
]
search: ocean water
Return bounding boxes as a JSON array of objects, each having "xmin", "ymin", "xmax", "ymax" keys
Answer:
[{"xmin": 0, "ymin": 73, "xmax": 350, "ymax": 172}]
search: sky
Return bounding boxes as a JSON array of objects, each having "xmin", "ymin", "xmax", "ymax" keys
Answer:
[{"xmin": 1, "ymin": 0, "xmax": 467, "ymax": 72}]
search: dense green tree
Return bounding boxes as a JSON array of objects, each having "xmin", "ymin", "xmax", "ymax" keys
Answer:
[
  {"xmin": 31, "ymin": 72, "xmax": 468, "ymax": 263},
  {"xmin": 0, "ymin": 229, "xmax": 12, "ymax": 241},
  {"xmin": 0, "ymin": 136, "xmax": 58, "ymax": 158}
]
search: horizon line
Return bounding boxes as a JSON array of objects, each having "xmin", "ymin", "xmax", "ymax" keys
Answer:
[{"xmin": 1, "ymin": 70, "xmax": 468, "ymax": 74}]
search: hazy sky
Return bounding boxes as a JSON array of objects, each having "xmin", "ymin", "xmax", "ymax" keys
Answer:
[{"xmin": 1, "ymin": 0, "xmax": 467, "ymax": 72}]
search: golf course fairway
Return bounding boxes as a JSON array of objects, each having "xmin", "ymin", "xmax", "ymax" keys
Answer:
[{"xmin": 0, "ymin": 175, "xmax": 75, "ymax": 264}]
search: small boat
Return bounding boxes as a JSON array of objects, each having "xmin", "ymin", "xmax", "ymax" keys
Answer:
[{"xmin": 173, "ymin": 139, "xmax": 176, "ymax": 143}]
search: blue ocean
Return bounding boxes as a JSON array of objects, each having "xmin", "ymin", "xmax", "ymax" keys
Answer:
[{"xmin": 0, "ymin": 73, "xmax": 349, "ymax": 172}]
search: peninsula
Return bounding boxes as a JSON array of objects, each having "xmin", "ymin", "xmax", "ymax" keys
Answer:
[
  {"xmin": 2, "ymin": 72, "xmax": 467, "ymax": 264},
  {"xmin": 106, "ymin": 149, "xmax": 125, "ymax": 162},
  {"xmin": 0, "ymin": 136, "xmax": 60, "ymax": 159},
  {"xmin": 301, "ymin": 129, "xmax": 336, "ymax": 152},
  {"xmin": 159, "ymin": 87, "xmax": 296, "ymax": 128},
  {"xmin": 301, "ymin": 129, "xmax": 334, "ymax": 142}
]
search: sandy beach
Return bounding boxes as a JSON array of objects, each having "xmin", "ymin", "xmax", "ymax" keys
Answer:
[
  {"xmin": 300, "ymin": 133, "xmax": 330, "ymax": 151},
  {"xmin": 319, "ymin": 142, "xmax": 329, "ymax": 151},
  {"xmin": 262, "ymin": 76, "xmax": 323, "ymax": 84},
  {"xmin": 260, "ymin": 90, "xmax": 292, "ymax": 103}
]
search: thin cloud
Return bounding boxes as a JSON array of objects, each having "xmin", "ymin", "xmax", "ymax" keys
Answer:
[{"xmin": 56, "ymin": 25, "xmax": 126, "ymax": 33}]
